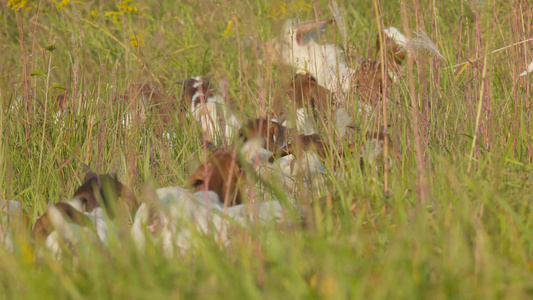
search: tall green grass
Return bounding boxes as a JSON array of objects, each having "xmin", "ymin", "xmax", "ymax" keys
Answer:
[{"xmin": 1, "ymin": 0, "xmax": 532, "ymax": 298}]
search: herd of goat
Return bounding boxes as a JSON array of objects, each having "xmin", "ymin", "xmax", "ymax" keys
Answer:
[{"xmin": 1, "ymin": 17, "xmax": 435, "ymax": 261}]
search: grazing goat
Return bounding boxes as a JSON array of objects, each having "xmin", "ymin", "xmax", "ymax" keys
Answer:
[
  {"xmin": 184, "ymin": 138, "xmax": 280, "ymax": 206},
  {"xmin": 356, "ymin": 27, "xmax": 408, "ymax": 103},
  {"xmin": 267, "ymin": 19, "xmax": 415, "ymax": 106},
  {"xmin": 273, "ymin": 73, "xmax": 363, "ymax": 137},
  {"xmin": 120, "ymin": 83, "xmax": 179, "ymax": 139},
  {"xmin": 239, "ymin": 117, "xmax": 288, "ymax": 153},
  {"xmin": 43, "ymin": 206, "xmax": 113, "ymax": 262},
  {"xmin": 31, "ymin": 162, "xmax": 136, "ymax": 261},
  {"xmin": 235, "ymin": 133, "xmax": 328, "ymax": 196},
  {"xmin": 131, "ymin": 186, "xmax": 295, "ymax": 258},
  {"xmin": 180, "ymin": 76, "xmax": 241, "ymax": 144},
  {"xmin": 273, "ymin": 73, "xmax": 335, "ymax": 134},
  {"xmin": 183, "ymin": 148, "xmax": 244, "ymax": 207},
  {"xmin": 372, "ymin": 27, "xmax": 407, "ymax": 67},
  {"xmin": 71, "ymin": 164, "xmax": 139, "ymax": 218},
  {"xmin": 269, "ymin": 133, "xmax": 327, "ymax": 164},
  {"xmin": 354, "ymin": 59, "xmax": 393, "ymax": 104},
  {"xmin": 265, "ymin": 18, "xmax": 353, "ymax": 93}
]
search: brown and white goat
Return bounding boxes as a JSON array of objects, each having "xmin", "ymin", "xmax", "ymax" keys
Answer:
[
  {"xmin": 238, "ymin": 117, "xmax": 288, "ymax": 153},
  {"xmin": 182, "ymin": 136, "xmax": 281, "ymax": 206},
  {"xmin": 266, "ymin": 19, "xmax": 413, "ymax": 101},
  {"xmin": 32, "ymin": 164, "xmax": 138, "ymax": 241},
  {"xmin": 179, "ymin": 76, "xmax": 241, "ymax": 144},
  {"xmin": 354, "ymin": 59, "xmax": 392, "ymax": 104}
]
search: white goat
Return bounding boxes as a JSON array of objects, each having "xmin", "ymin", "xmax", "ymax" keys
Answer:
[
  {"xmin": 38, "ymin": 200, "xmax": 118, "ymax": 261},
  {"xmin": 131, "ymin": 188, "xmax": 226, "ymax": 258},
  {"xmin": 266, "ymin": 18, "xmax": 353, "ymax": 93},
  {"xmin": 39, "ymin": 204, "xmax": 116, "ymax": 262},
  {"xmin": 131, "ymin": 187, "xmax": 293, "ymax": 258}
]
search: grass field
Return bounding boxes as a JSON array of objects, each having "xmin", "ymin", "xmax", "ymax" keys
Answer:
[{"xmin": 1, "ymin": 0, "xmax": 533, "ymax": 298}]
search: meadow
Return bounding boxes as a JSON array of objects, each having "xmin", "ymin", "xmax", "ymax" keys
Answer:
[{"xmin": 1, "ymin": 0, "xmax": 533, "ymax": 298}]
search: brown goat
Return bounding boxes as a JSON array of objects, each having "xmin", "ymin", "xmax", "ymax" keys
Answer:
[
  {"xmin": 356, "ymin": 27, "xmax": 408, "ymax": 105},
  {"xmin": 354, "ymin": 59, "xmax": 392, "ymax": 105},
  {"xmin": 273, "ymin": 73, "xmax": 334, "ymax": 121},
  {"xmin": 73, "ymin": 169, "xmax": 139, "ymax": 219},
  {"xmin": 372, "ymin": 28, "xmax": 407, "ymax": 67},
  {"xmin": 120, "ymin": 83, "xmax": 180, "ymax": 136},
  {"xmin": 183, "ymin": 149, "xmax": 244, "ymax": 207}
]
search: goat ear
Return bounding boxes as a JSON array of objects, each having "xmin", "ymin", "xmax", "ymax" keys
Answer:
[
  {"xmin": 296, "ymin": 32, "xmax": 302, "ymax": 45},
  {"xmin": 81, "ymin": 163, "xmax": 96, "ymax": 180}
]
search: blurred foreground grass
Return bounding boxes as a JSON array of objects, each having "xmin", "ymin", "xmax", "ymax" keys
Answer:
[{"xmin": 0, "ymin": 0, "xmax": 533, "ymax": 298}]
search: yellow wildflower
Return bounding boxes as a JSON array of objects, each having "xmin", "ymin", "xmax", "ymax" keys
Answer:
[
  {"xmin": 89, "ymin": 9, "xmax": 98, "ymax": 19},
  {"xmin": 268, "ymin": 1, "xmax": 287, "ymax": 19},
  {"xmin": 104, "ymin": 11, "xmax": 121, "ymax": 24},
  {"xmin": 130, "ymin": 34, "xmax": 145, "ymax": 48},
  {"xmin": 8, "ymin": 0, "xmax": 28, "ymax": 11},
  {"xmin": 293, "ymin": 0, "xmax": 312, "ymax": 11},
  {"xmin": 222, "ymin": 20, "xmax": 233, "ymax": 38},
  {"xmin": 56, "ymin": 0, "xmax": 70, "ymax": 10},
  {"xmin": 119, "ymin": 0, "xmax": 138, "ymax": 13},
  {"xmin": 268, "ymin": 0, "xmax": 312, "ymax": 19}
]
